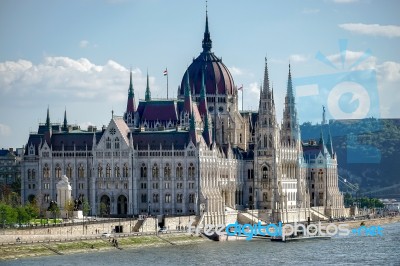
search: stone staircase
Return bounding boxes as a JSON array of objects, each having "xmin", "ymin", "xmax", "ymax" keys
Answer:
[{"xmin": 310, "ymin": 207, "xmax": 329, "ymax": 221}]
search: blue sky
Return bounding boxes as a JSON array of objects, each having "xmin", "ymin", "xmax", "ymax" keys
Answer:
[{"xmin": 0, "ymin": 0, "xmax": 399, "ymax": 148}]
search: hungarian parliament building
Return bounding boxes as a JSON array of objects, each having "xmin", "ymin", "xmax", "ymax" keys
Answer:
[{"xmin": 21, "ymin": 13, "xmax": 347, "ymax": 224}]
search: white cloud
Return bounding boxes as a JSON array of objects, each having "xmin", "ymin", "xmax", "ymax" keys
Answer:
[
  {"xmin": 80, "ymin": 40, "xmax": 89, "ymax": 48},
  {"xmin": 229, "ymin": 66, "xmax": 244, "ymax": 76},
  {"xmin": 302, "ymin": 8, "xmax": 320, "ymax": 14},
  {"xmin": 339, "ymin": 23, "xmax": 400, "ymax": 38},
  {"xmin": 0, "ymin": 123, "xmax": 11, "ymax": 136},
  {"xmin": 289, "ymin": 54, "xmax": 309, "ymax": 63},
  {"xmin": 0, "ymin": 57, "xmax": 154, "ymax": 105}
]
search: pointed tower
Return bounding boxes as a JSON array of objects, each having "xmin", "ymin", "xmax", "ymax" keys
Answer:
[
  {"xmin": 198, "ymin": 69, "xmax": 208, "ymax": 117},
  {"xmin": 124, "ymin": 70, "xmax": 136, "ymax": 127},
  {"xmin": 145, "ymin": 71, "xmax": 151, "ymax": 102},
  {"xmin": 184, "ymin": 70, "xmax": 193, "ymax": 114},
  {"xmin": 281, "ymin": 64, "xmax": 300, "ymax": 145},
  {"xmin": 256, "ymin": 57, "xmax": 277, "ymax": 150},
  {"xmin": 62, "ymin": 108, "xmax": 68, "ymax": 132},
  {"xmin": 44, "ymin": 107, "xmax": 52, "ymax": 145},
  {"xmin": 202, "ymin": 8, "xmax": 212, "ymax": 53}
]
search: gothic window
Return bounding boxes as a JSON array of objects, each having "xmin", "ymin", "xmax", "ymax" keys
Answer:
[
  {"xmin": 318, "ymin": 170, "xmax": 323, "ymax": 181},
  {"xmin": 165, "ymin": 194, "xmax": 171, "ymax": 203},
  {"xmin": 249, "ymin": 187, "xmax": 253, "ymax": 194},
  {"xmin": 55, "ymin": 164, "xmax": 61, "ymax": 179},
  {"xmin": 152, "ymin": 164, "xmax": 159, "ymax": 179},
  {"xmin": 106, "ymin": 164, "xmax": 111, "ymax": 178},
  {"xmin": 239, "ymin": 134, "xmax": 242, "ymax": 143},
  {"xmin": 123, "ymin": 164, "xmax": 129, "ymax": 178},
  {"xmin": 78, "ymin": 164, "xmax": 85, "ymax": 179},
  {"xmin": 269, "ymin": 134, "xmax": 273, "ymax": 148},
  {"xmin": 176, "ymin": 163, "xmax": 183, "ymax": 179},
  {"xmin": 43, "ymin": 163, "xmax": 50, "ymax": 178},
  {"xmin": 115, "ymin": 164, "xmax": 120, "ymax": 178},
  {"xmin": 164, "ymin": 164, "xmax": 171, "ymax": 179},
  {"xmin": 176, "ymin": 193, "xmax": 183, "ymax": 203},
  {"xmin": 114, "ymin": 137, "xmax": 120, "ymax": 149},
  {"xmin": 262, "ymin": 166, "xmax": 268, "ymax": 179},
  {"xmin": 106, "ymin": 137, "xmax": 111, "ymax": 149},
  {"xmin": 141, "ymin": 194, "xmax": 147, "ymax": 203},
  {"xmin": 153, "ymin": 193, "xmax": 159, "ymax": 203},
  {"xmin": 264, "ymin": 135, "xmax": 267, "ymax": 148},
  {"xmin": 98, "ymin": 164, "xmax": 103, "ymax": 178},
  {"xmin": 188, "ymin": 193, "xmax": 195, "ymax": 203},
  {"xmin": 66, "ymin": 164, "xmax": 72, "ymax": 178},
  {"xmin": 28, "ymin": 169, "xmax": 32, "ymax": 181},
  {"xmin": 188, "ymin": 163, "xmax": 195, "ymax": 179},
  {"xmin": 140, "ymin": 164, "xmax": 147, "ymax": 178}
]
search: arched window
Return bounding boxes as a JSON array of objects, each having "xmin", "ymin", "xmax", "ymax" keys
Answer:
[
  {"xmin": 262, "ymin": 166, "xmax": 268, "ymax": 179},
  {"xmin": 66, "ymin": 164, "xmax": 72, "ymax": 178},
  {"xmin": 189, "ymin": 193, "xmax": 195, "ymax": 203},
  {"xmin": 115, "ymin": 164, "xmax": 120, "ymax": 178},
  {"xmin": 264, "ymin": 134, "xmax": 268, "ymax": 148},
  {"xmin": 153, "ymin": 193, "xmax": 159, "ymax": 203},
  {"xmin": 140, "ymin": 164, "xmax": 147, "ymax": 178},
  {"xmin": 43, "ymin": 164, "xmax": 50, "ymax": 179},
  {"xmin": 165, "ymin": 194, "xmax": 171, "ymax": 203},
  {"xmin": 28, "ymin": 169, "xmax": 32, "ymax": 181},
  {"xmin": 152, "ymin": 164, "xmax": 159, "ymax": 179},
  {"xmin": 176, "ymin": 194, "xmax": 183, "ymax": 203},
  {"xmin": 176, "ymin": 163, "xmax": 183, "ymax": 179},
  {"xmin": 123, "ymin": 164, "xmax": 129, "ymax": 178},
  {"xmin": 78, "ymin": 164, "xmax": 85, "ymax": 178},
  {"xmin": 269, "ymin": 134, "xmax": 273, "ymax": 148},
  {"xmin": 98, "ymin": 164, "xmax": 103, "ymax": 178},
  {"xmin": 55, "ymin": 164, "xmax": 61, "ymax": 179},
  {"xmin": 106, "ymin": 164, "xmax": 111, "ymax": 178},
  {"xmin": 106, "ymin": 137, "xmax": 111, "ymax": 149},
  {"xmin": 164, "ymin": 164, "xmax": 171, "ymax": 179},
  {"xmin": 188, "ymin": 163, "xmax": 195, "ymax": 179},
  {"xmin": 114, "ymin": 137, "xmax": 120, "ymax": 149},
  {"xmin": 32, "ymin": 169, "xmax": 36, "ymax": 180}
]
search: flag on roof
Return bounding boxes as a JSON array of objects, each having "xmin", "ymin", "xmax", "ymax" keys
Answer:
[
  {"xmin": 163, "ymin": 69, "xmax": 168, "ymax": 76},
  {"xmin": 238, "ymin": 84, "xmax": 243, "ymax": 91}
]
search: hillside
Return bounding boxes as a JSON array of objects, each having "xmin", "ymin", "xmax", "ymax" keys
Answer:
[{"xmin": 300, "ymin": 119, "xmax": 400, "ymax": 199}]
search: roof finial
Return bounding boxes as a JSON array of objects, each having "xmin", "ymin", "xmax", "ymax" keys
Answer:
[
  {"xmin": 202, "ymin": 1, "xmax": 212, "ymax": 52},
  {"xmin": 145, "ymin": 69, "xmax": 151, "ymax": 101}
]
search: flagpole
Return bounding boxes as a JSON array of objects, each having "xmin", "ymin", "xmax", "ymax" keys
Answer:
[{"xmin": 166, "ymin": 67, "xmax": 169, "ymax": 99}]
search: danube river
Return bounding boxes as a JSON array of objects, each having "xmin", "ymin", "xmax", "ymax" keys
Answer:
[{"xmin": 3, "ymin": 222, "xmax": 400, "ymax": 266}]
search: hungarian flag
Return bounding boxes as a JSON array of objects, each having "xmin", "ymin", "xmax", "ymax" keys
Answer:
[
  {"xmin": 238, "ymin": 84, "xmax": 243, "ymax": 91},
  {"xmin": 163, "ymin": 69, "xmax": 168, "ymax": 76}
]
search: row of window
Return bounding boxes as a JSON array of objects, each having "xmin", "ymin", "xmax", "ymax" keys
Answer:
[
  {"xmin": 139, "ymin": 182, "xmax": 195, "ymax": 190},
  {"xmin": 42, "ymin": 163, "xmax": 86, "ymax": 179},
  {"xmin": 97, "ymin": 163, "xmax": 129, "ymax": 178},
  {"xmin": 140, "ymin": 193, "xmax": 196, "ymax": 203},
  {"xmin": 140, "ymin": 163, "xmax": 195, "ymax": 179}
]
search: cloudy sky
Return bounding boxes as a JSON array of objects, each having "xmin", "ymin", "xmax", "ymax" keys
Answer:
[{"xmin": 0, "ymin": 0, "xmax": 399, "ymax": 148}]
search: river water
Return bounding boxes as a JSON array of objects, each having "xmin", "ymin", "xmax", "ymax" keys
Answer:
[{"xmin": 3, "ymin": 222, "xmax": 400, "ymax": 266}]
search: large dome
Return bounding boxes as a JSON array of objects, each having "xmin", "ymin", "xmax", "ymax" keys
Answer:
[{"xmin": 179, "ymin": 14, "xmax": 236, "ymax": 97}]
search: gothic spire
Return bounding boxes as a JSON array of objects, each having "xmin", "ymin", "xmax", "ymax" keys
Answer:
[
  {"xmin": 62, "ymin": 108, "xmax": 68, "ymax": 131},
  {"xmin": 263, "ymin": 57, "xmax": 270, "ymax": 95},
  {"xmin": 184, "ymin": 70, "xmax": 193, "ymax": 113},
  {"xmin": 287, "ymin": 64, "xmax": 294, "ymax": 101},
  {"xmin": 145, "ymin": 71, "xmax": 151, "ymax": 101},
  {"xmin": 198, "ymin": 69, "xmax": 208, "ymax": 116},
  {"xmin": 282, "ymin": 64, "xmax": 299, "ymax": 144},
  {"xmin": 202, "ymin": 7, "xmax": 212, "ymax": 52},
  {"xmin": 45, "ymin": 106, "xmax": 51, "ymax": 129},
  {"xmin": 126, "ymin": 70, "xmax": 136, "ymax": 112}
]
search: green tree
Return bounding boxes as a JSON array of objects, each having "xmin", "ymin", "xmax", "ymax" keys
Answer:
[
  {"xmin": 0, "ymin": 203, "xmax": 17, "ymax": 226},
  {"xmin": 64, "ymin": 200, "xmax": 74, "ymax": 219},
  {"xmin": 48, "ymin": 202, "xmax": 60, "ymax": 223},
  {"xmin": 99, "ymin": 202, "xmax": 108, "ymax": 217},
  {"xmin": 82, "ymin": 198, "xmax": 90, "ymax": 217},
  {"xmin": 16, "ymin": 206, "xmax": 30, "ymax": 225}
]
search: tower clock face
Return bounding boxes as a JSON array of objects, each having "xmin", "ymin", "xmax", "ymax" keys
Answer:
[{"xmin": 110, "ymin": 128, "xmax": 116, "ymax": 135}]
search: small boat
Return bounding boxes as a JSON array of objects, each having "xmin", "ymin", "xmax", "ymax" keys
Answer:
[{"xmin": 271, "ymin": 234, "xmax": 331, "ymax": 242}]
